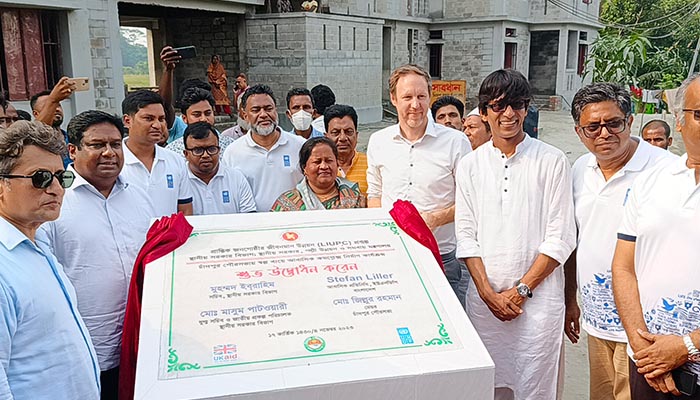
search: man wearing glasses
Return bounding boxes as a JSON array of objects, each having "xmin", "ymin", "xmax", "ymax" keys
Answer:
[
  {"xmin": 40, "ymin": 110, "xmax": 158, "ymax": 399},
  {"xmin": 183, "ymin": 122, "xmax": 256, "ymax": 215},
  {"xmin": 455, "ymin": 69, "xmax": 576, "ymax": 400},
  {"xmin": 612, "ymin": 75, "xmax": 700, "ymax": 399},
  {"xmin": 564, "ymin": 83, "xmax": 676, "ymax": 400},
  {"xmin": 0, "ymin": 121, "xmax": 100, "ymax": 399}
]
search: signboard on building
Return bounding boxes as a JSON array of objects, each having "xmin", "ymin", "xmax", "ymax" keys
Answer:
[
  {"xmin": 134, "ymin": 209, "xmax": 494, "ymax": 400},
  {"xmin": 431, "ymin": 80, "xmax": 467, "ymax": 106}
]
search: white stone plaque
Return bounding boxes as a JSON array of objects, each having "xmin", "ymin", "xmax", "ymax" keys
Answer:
[{"xmin": 135, "ymin": 209, "xmax": 494, "ymax": 400}]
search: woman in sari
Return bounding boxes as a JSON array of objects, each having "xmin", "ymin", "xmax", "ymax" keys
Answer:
[
  {"xmin": 271, "ymin": 137, "xmax": 366, "ymax": 211},
  {"xmin": 207, "ymin": 54, "xmax": 232, "ymax": 115}
]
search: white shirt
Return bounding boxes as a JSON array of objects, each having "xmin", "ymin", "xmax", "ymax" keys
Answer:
[
  {"xmin": 41, "ymin": 168, "xmax": 158, "ymax": 370},
  {"xmin": 311, "ymin": 115, "xmax": 326, "ymax": 133},
  {"xmin": 121, "ymin": 138, "xmax": 193, "ymax": 217},
  {"xmin": 221, "ymin": 131, "xmax": 305, "ymax": 212},
  {"xmin": 455, "ymin": 135, "xmax": 576, "ymax": 399},
  {"xmin": 572, "ymin": 138, "xmax": 676, "ymax": 342},
  {"xmin": 618, "ymin": 153, "xmax": 700, "ymax": 378},
  {"xmin": 366, "ymin": 119, "xmax": 471, "ymax": 253},
  {"xmin": 188, "ymin": 164, "xmax": 257, "ymax": 215}
]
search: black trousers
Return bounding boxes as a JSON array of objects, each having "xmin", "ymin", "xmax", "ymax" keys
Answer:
[
  {"xmin": 629, "ymin": 359, "xmax": 700, "ymax": 400},
  {"xmin": 100, "ymin": 366, "xmax": 119, "ymax": 400}
]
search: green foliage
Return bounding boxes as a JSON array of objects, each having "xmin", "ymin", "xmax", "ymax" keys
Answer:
[
  {"xmin": 120, "ymin": 28, "xmax": 148, "ymax": 70},
  {"xmin": 590, "ymin": 0, "xmax": 700, "ymax": 89}
]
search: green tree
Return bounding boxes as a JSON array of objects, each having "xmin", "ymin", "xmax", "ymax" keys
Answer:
[
  {"xmin": 591, "ymin": 0, "xmax": 700, "ymax": 88},
  {"xmin": 120, "ymin": 28, "xmax": 148, "ymax": 69}
]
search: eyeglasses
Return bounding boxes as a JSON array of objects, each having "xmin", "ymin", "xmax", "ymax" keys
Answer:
[
  {"xmin": 682, "ymin": 109, "xmax": 700, "ymax": 121},
  {"xmin": 577, "ymin": 118, "xmax": 627, "ymax": 139},
  {"xmin": 185, "ymin": 145, "xmax": 220, "ymax": 156},
  {"xmin": 82, "ymin": 141, "xmax": 122, "ymax": 152},
  {"xmin": 486, "ymin": 99, "xmax": 529, "ymax": 113},
  {"xmin": 0, "ymin": 169, "xmax": 75, "ymax": 189},
  {"xmin": 326, "ymin": 129, "xmax": 357, "ymax": 138}
]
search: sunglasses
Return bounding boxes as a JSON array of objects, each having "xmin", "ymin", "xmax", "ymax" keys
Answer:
[
  {"xmin": 682, "ymin": 109, "xmax": 700, "ymax": 121},
  {"xmin": 486, "ymin": 99, "xmax": 529, "ymax": 113},
  {"xmin": 577, "ymin": 118, "xmax": 627, "ymax": 139},
  {"xmin": 0, "ymin": 169, "xmax": 75, "ymax": 189}
]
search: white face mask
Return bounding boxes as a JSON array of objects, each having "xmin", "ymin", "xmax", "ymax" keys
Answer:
[{"xmin": 290, "ymin": 110, "xmax": 313, "ymax": 131}]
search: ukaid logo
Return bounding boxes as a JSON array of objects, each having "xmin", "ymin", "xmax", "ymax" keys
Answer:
[{"xmin": 212, "ymin": 344, "xmax": 238, "ymax": 364}]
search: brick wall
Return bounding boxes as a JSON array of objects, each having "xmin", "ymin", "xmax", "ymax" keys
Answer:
[
  {"xmin": 167, "ymin": 14, "xmax": 243, "ymax": 101},
  {"xmin": 87, "ymin": 0, "xmax": 117, "ymax": 111},
  {"xmin": 440, "ymin": 25, "xmax": 495, "ymax": 107}
]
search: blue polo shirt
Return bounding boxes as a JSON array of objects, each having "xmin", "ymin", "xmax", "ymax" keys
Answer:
[{"xmin": 0, "ymin": 217, "xmax": 100, "ymax": 399}]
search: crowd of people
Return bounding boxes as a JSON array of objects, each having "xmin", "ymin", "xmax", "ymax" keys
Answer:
[{"xmin": 0, "ymin": 51, "xmax": 698, "ymax": 400}]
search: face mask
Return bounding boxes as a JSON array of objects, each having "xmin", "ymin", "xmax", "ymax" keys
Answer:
[
  {"xmin": 237, "ymin": 116, "xmax": 250, "ymax": 131},
  {"xmin": 291, "ymin": 110, "xmax": 312, "ymax": 131}
]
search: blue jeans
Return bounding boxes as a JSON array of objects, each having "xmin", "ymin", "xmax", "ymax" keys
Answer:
[{"xmin": 442, "ymin": 250, "xmax": 469, "ymax": 309}]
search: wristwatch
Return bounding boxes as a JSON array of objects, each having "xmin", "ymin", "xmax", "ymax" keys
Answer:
[
  {"xmin": 515, "ymin": 280, "xmax": 532, "ymax": 298},
  {"xmin": 683, "ymin": 334, "xmax": 700, "ymax": 363}
]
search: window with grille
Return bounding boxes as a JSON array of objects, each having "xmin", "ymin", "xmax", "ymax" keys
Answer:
[{"xmin": 0, "ymin": 8, "xmax": 63, "ymax": 101}]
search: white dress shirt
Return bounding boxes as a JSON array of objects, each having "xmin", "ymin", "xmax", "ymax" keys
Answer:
[
  {"xmin": 121, "ymin": 138, "xmax": 193, "ymax": 217},
  {"xmin": 366, "ymin": 119, "xmax": 471, "ymax": 254},
  {"xmin": 188, "ymin": 164, "xmax": 257, "ymax": 215},
  {"xmin": 618, "ymin": 153, "xmax": 700, "ymax": 378},
  {"xmin": 41, "ymin": 167, "xmax": 158, "ymax": 370},
  {"xmin": 455, "ymin": 134, "xmax": 576, "ymax": 399},
  {"xmin": 221, "ymin": 131, "xmax": 305, "ymax": 212},
  {"xmin": 572, "ymin": 138, "xmax": 676, "ymax": 342}
]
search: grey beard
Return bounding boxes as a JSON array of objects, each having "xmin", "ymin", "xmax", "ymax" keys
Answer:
[{"xmin": 252, "ymin": 122, "xmax": 276, "ymax": 136}]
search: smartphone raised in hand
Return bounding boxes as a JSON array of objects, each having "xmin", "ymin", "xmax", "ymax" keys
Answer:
[
  {"xmin": 67, "ymin": 77, "xmax": 90, "ymax": 92},
  {"xmin": 173, "ymin": 46, "xmax": 197, "ymax": 60}
]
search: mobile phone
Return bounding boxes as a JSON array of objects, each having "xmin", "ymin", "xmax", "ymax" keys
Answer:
[
  {"xmin": 173, "ymin": 46, "xmax": 197, "ymax": 60},
  {"xmin": 67, "ymin": 77, "xmax": 90, "ymax": 92},
  {"xmin": 672, "ymin": 368, "xmax": 698, "ymax": 396}
]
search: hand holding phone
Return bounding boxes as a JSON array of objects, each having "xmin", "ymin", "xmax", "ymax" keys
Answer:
[
  {"xmin": 173, "ymin": 46, "xmax": 197, "ymax": 60},
  {"xmin": 66, "ymin": 77, "xmax": 90, "ymax": 92}
]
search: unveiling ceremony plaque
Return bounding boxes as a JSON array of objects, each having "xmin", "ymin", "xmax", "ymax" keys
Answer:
[{"xmin": 135, "ymin": 208, "xmax": 494, "ymax": 399}]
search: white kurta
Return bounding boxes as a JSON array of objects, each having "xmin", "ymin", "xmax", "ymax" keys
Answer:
[{"xmin": 455, "ymin": 135, "xmax": 576, "ymax": 400}]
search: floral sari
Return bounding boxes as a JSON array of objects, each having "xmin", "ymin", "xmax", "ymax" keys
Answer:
[{"xmin": 270, "ymin": 178, "xmax": 366, "ymax": 211}]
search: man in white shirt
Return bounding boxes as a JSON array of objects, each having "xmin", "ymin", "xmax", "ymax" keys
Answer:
[
  {"xmin": 613, "ymin": 74, "xmax": 700, "ymax": 399},
  {"xmin": 120, "ymin": 90, "xmax": 193, "ymax": 217},
  {"xmin": 41, "ymin": 110, "xmax": 157, "ymax": 399},
  {"xmin": 564, "ymin": 83, "xmax": 677, "ymax": 400},
  {"xmin": 183, "ymin": 121, "xmax": 256, "ymax": 214},
  {"xmin": 455, "ymin": 69, "xmax": 576, "ymax": 400},
  {"xmin": 222, "ymin": 84, "xmax": 305, "ymax": 212},
  {"xmin": 310, "ymin": 84, "xmax": 335, "ymax": 134},
  {"xmin": 286, "ymin": 88, "xmax": 324, "ymax": 139},
  {"xmin": 366, "ymin": 64, "xmax": 471, "ymax": 306}
]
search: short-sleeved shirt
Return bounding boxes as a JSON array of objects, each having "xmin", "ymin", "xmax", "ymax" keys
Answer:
[
  {"xmin": 572, "ymin": 138, "xmax": 676, "ymax": 342},
  {"xmin": 41, "ymin": 168, "xmax": 157, "ymax": 370},
  {"xmin": 338, "ymin": 151, "xmax": 368, "ymax": 194},
  {"xmin": 618, "ymin": 153, "xmax": 700, "ymax": 378},
  {"xmin": 221, "ymin": 131, "xmax": 305, "ymax": 212},
  {"xmin": 366, "ymin": 119, "xmax": 471, "ymax": 253},
  {"xmin": 188, "ymin": 164, "xmax": 257, "ymax": 215},
  {"xmin": 0, "ymin": 217, "xmax": 101, "ymax": 399},
  {"xmin": 167, "ymin": 115, "xmax": 187, "ymax": 144},
  {"xmin": 121, "ymin": 138, "xmax": 193, "ymax": 217}
]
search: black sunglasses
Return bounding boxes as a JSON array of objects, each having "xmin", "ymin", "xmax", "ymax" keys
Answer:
[
  {"xmin": 0, "ymin": 169, "xmax": 75, "ymax": 189},
  {"xmin": 486, "ymin": 99, "xmax": 530, "ymax": 113}
]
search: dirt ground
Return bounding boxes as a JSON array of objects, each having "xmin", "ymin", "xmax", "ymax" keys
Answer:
[{"xmin": 356, "ymin": 110, "xmax": 684, "ymax": 400}]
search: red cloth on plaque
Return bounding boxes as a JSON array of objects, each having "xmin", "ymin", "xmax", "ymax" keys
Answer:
[
  {"xmin": 118, "ymin": 213, "xmax": 193, "ymax": 400},
  {"xmin": 389, "ymin": 199, "xmax": 445, "ymax": 272}
]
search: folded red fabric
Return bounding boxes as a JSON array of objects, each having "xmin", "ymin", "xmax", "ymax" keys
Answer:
[
  {"xmin": 119, "ymin": 213, "xmax": 193, "ymax": 400},
  {"xmin": 389, "ymin": 199, "xmax": 445, "ymax": 272}
]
